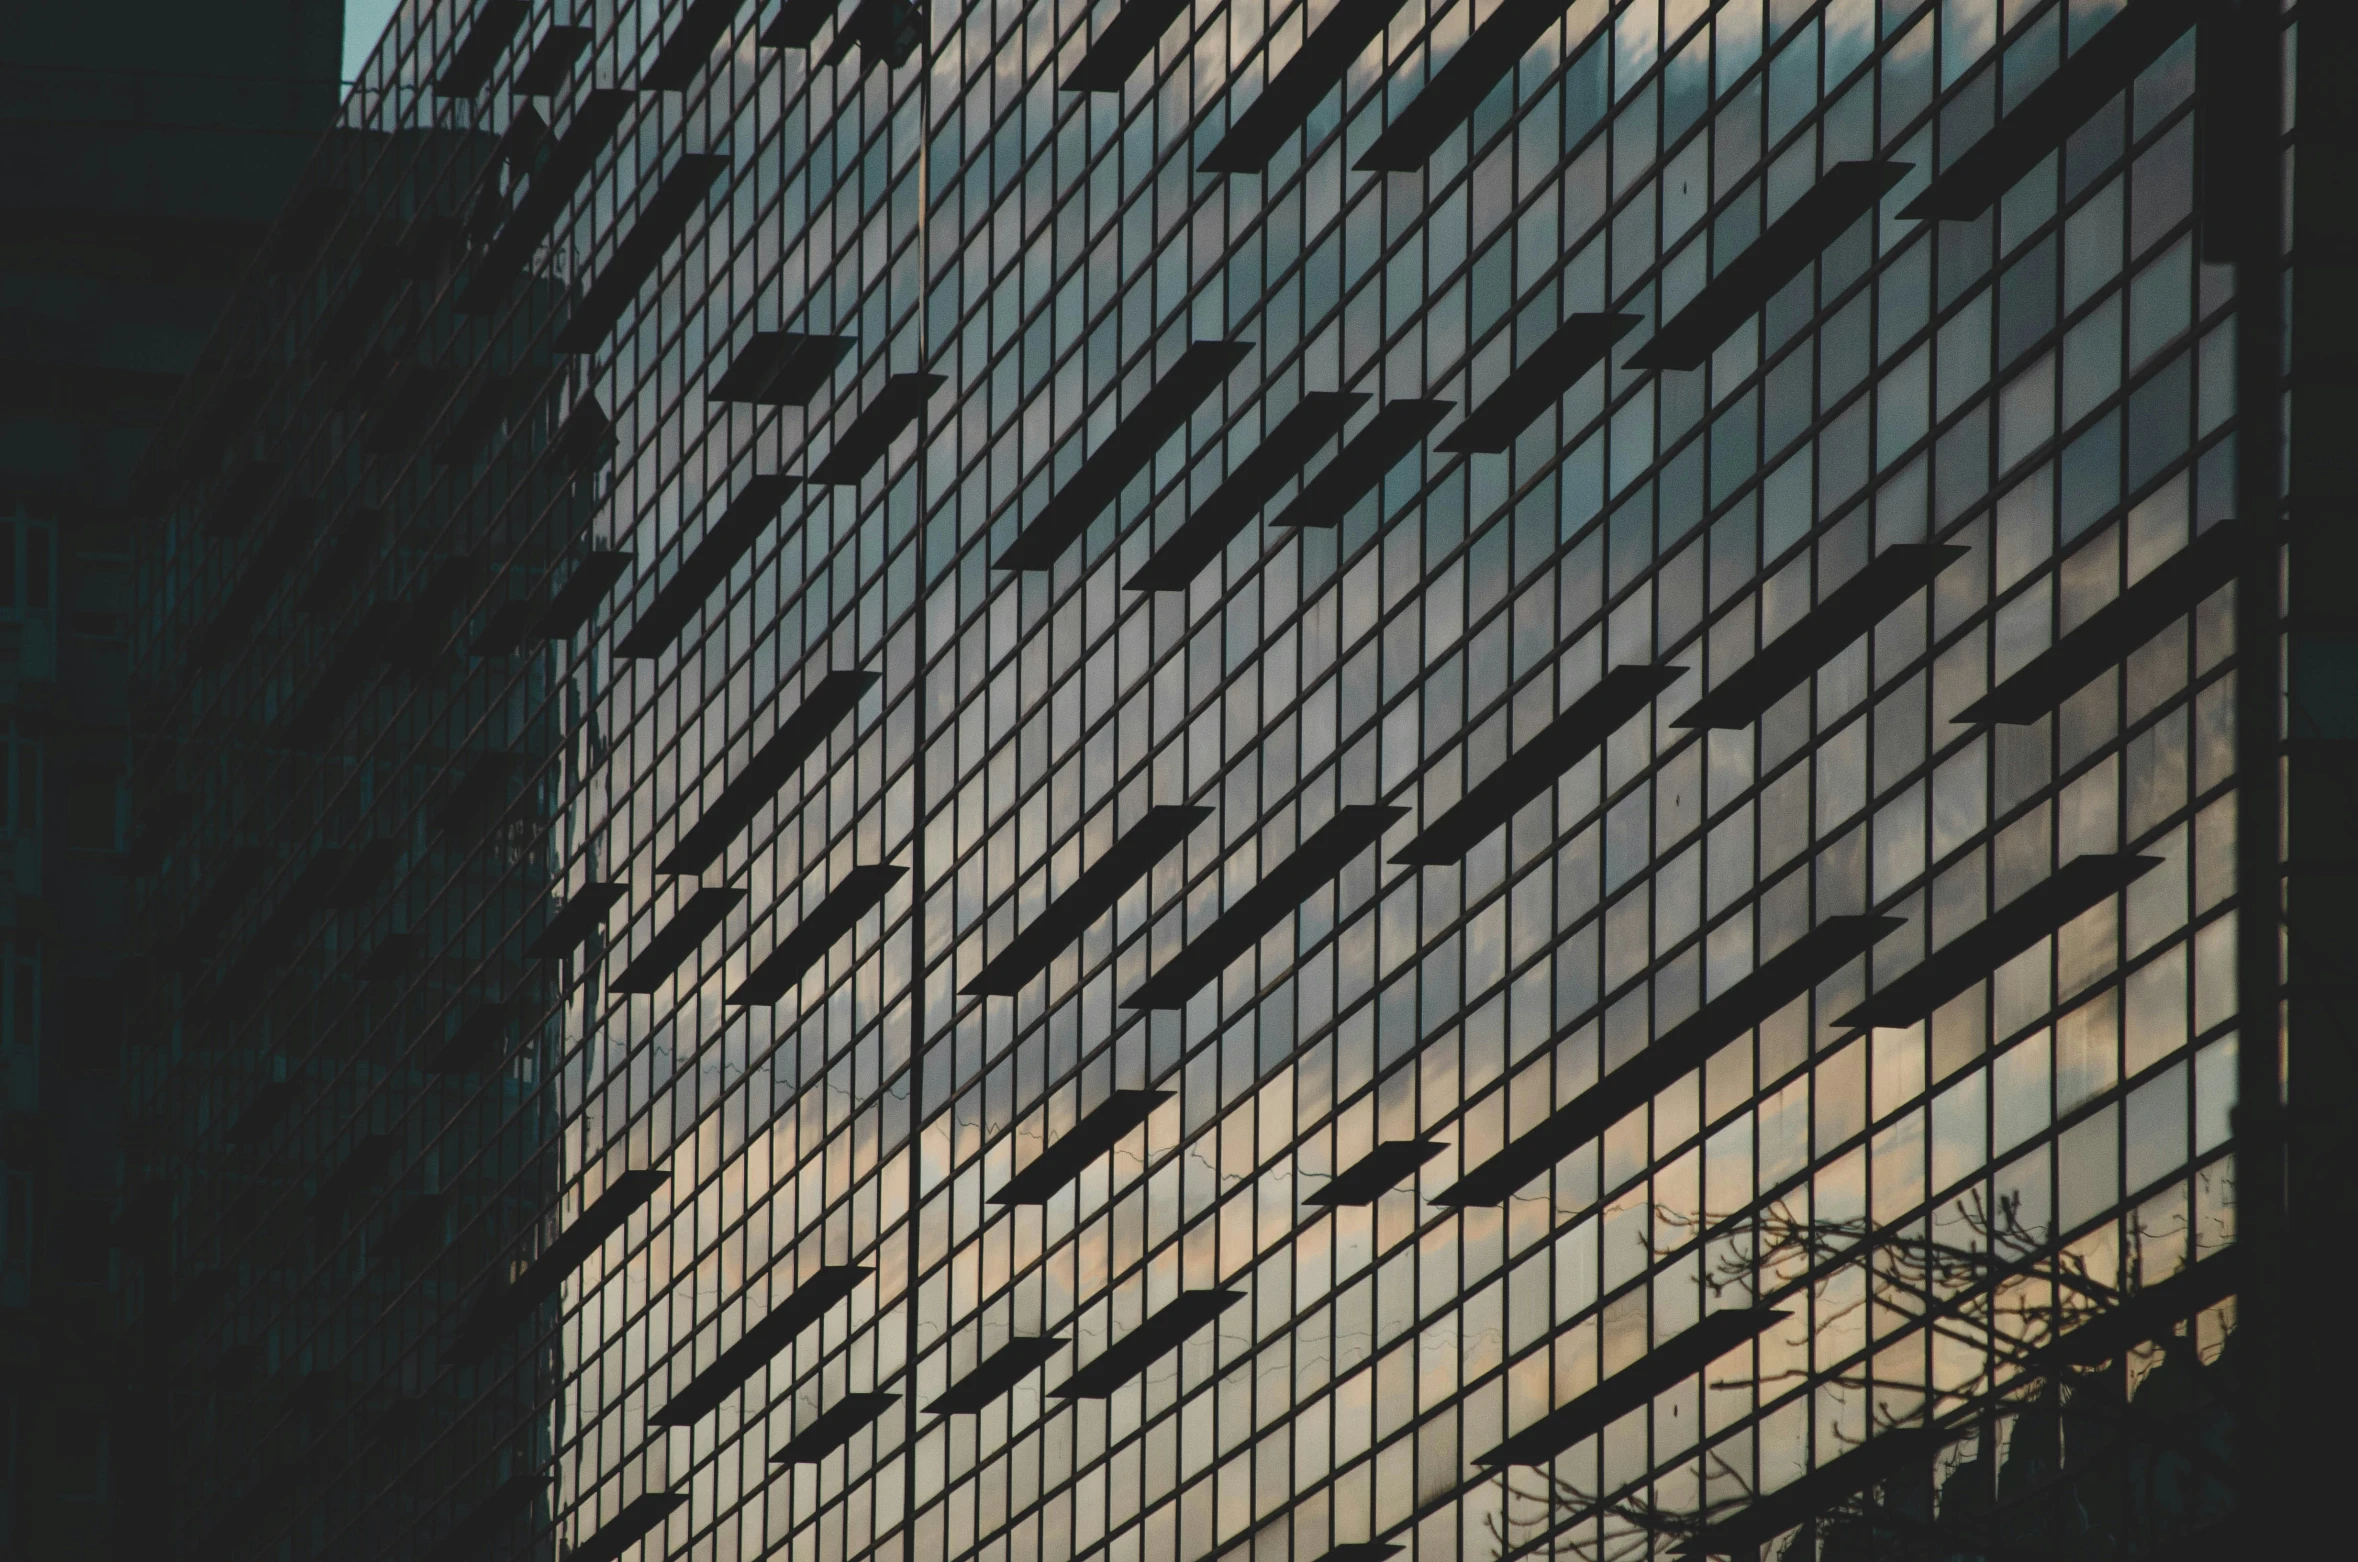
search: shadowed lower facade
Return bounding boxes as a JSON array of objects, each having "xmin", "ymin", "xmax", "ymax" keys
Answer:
[{"xmin": 0, "ymin": 3, "xmax": 343, "ymax": 1557}]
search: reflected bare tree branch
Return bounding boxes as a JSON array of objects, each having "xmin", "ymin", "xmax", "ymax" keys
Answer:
[{"xmin": 1477, "ymin": 1191, "xmax": 2237, "ymax": 1562}]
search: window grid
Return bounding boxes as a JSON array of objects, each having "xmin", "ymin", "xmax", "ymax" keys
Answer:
[{"xmin": 126, "ymin": 1, "xmax": 2267, "ymax": 1561}]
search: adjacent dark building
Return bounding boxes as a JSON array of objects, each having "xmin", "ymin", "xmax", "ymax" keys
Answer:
[
  {"xmin": 0, "ymin": 3, "xmax": 341, "ymax": 1557},
  {"xmin": 106, "ymin": 1, "xmax": 2358, "ymax": 1561},
  {"xmin": 122, "ymin": 100, "xmax": 604, "ymax": 1562}
]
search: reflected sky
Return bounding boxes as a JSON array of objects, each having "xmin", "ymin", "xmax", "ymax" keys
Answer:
[{"xmin": 344, "ymin": 0, "xmax": 402, "ymax": 84}]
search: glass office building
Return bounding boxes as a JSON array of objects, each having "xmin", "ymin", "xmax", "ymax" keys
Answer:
[{"xmin": 135, "ymin": 0, "xmax": 2344, "ymax": 1558}]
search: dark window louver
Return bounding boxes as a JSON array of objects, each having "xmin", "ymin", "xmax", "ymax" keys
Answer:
[
  {"xmin": 809, "ymin": 372, "xmax": 946, "ymax": 483},
  {"xmin": 110, "ymin": 1184, "xmax": 170, "ymax": 1247},
  {"xmin": 642, "ymin": 0, "xmax": 748, "ymax": 89},
  {"xmin": 1125, "ymin": 393, "xmax": 1368, "ymax": 592},
  {"xmin": 1054, "ymin": 1289, "xmax": 1245, "ymax": 1398},
  {"xmin": 514, "ymin": 26, "xmax": 592, "ymax": 94},
  {"xmin": 995, "ymin": 341, "xmax": 1252, "ymax": 571},
  {"xmin": 265, "ymin": 185, "xmax": 348, "ymax": 274},
  {"xmin": 1303, "ymin": 1139, "xmax": 1447, "ymax": 1207},
  {"xmin": 468, "ymin": 170, "xmax": 515, "ymax": 245},
  {"xmin": 1627, "ymin": 162, "xmax": 1912, "ymax": 372},
  {"xmin": 758, "ymin": 335, "xmax": 857, "ymax": 404},
  {"xmin": 339, "ymin": 348, "xmax": 397, "ymax": 410},
  {"xmin": 430, "ymin": 750, "xmax": 527, "ymax": 838},
  {"xmin": 221, "ymin": 910, "xmax": 308, "ymax": 986},
  {"xmin": 458, "ymin": 89, "xmax": 636, "ymax": 313},
  {"xmin": 355, "ymin": 932, "xmax": 421, "ymax": 982},
  {"xmin": 200, "ymin": 460, "xmax": 287, "ymax": 538},
  {"xmin": 534, "ymin": 550, "xmax": 633, "ymax": 641},
  {"xmin": 927, "ymin": 1337, "xmax": 1068, "ymax": 1414},
  {"xmin": 656, "ymin": 670, "xmax": 876, "ymax": 871},
  {"xmin": 239, "ymin": 847, "xmax": 355, "ymax": 962},
  {"xmin": 430, "ymin": 1469, "xmax": 542, "ymax": 1562},
  {"xmin": 451, "ymin": 1169, "xmax": 668, "ymax": 1359},
  {"xmin": 1682, "ymin": 1426, "xmax": 1959, "ymax": 1556},
  {"xmin": 504, "ymin": 15, "xmax": 589, "ymax": 93},
  {"xmin": 1903, "ymin": 0, "xmax": 2203, "ymax": 221},
  {"xmin": 1439, "ymin": 314, "xmax": 1643, "ymax": 454},
  {"xmin": 553, "ymin": 155, "xmax": 730, "ymax": 354},
  {"xmin": 525, "ymin": 882, "xmax": 626, "ymax": 960},
  {"xmin": 769, "ymin": 1394, "xmax": 898, "ymax": 1464},
  {"xmin": 168, "ymin": 1269, "xmax": 232, "ymax": 1333},
  {"xmin": 817, "ymin": 0, "xmax": 925, "ymax": 69},
  {"xmin": 170, "ymin": 368, "xmax": 266, "ymax": 477},
  {"xmin": 299, "ymin": 510, "xmax": 386, "ymax": 611},
  {"xmin": 571, "ymin": 1494, "xmax": 688, "ymax": 1562},
  {"xmin": 214, "ymin": 1340, "xmax": 265, "ymax": 1384},
  {"xmin": 1125, "ymin": 806, "xmax": 1402, "ymax": 1010},
  {"xmin": 1676, "ymin": 545, "xmax": 1967, "ymax": 730},
  {"xmin": 194, "ymin": 499, "xmax": 313, "ymax": 666},
  {"xmin": 1666, "ymin": 914, "xmax": 1902, "ymax": 1054},
  {"xmin": 1060, "ymin": 0, "xmax": 1190, "ymax": 91},
  {"xmin": 327, "ymin": 838, "xmax": 401, "ymax": 907},
  {"xmin": 556, "ymin": 396, "xmax": 615, "ymax": 471},
  {"xmin": 762, "ymin": 0, "xmax": 836, "ymax": 48},
  {"xmin": 1396, "ymin": 665, "xmax": 1683, "ymax": 865},
  {"xmin": 991, "ymin": 1090, "xmax": 1172, "ymax": 1205},
  {"xmin": 1434, "ymin": 916, "xmax": 1900, "ymax": 1206},
  {"xmin": 125, "ymin": 790, "xmax": 195, "ymax": 875},
  {"xmin": 615, "ymin": 475, "xmax": 801, "ymax": 659},
  {"xmin": 288, "ymin": 1372, "xmax": 342, "ymax": 1411},
  {"xmin": 169, "ymin": 846, "xmax": 265, "ymax": 964},
  {"xmin": 311, "ymin": 1133, "xmax": 397, "ymax": 1225},
  {"xmin": 612, "ymin": 888, "xmax": 747, "ymax": 993},
  {"xmin": 226, "ymin": 1081, "xmax": 300, "ymax": 1146},
  {"xmin": 710, "ymin": 331, "xmax": 856, "ymax": 405},
  {"xmin": 1200, "ymin": 0, "xmax": 1416, "ymax": 173},
  {"xmin": 371, "ymin": 1396, "xmax": 430, "ymax": 1443},
  {"xmin": 438, "ymin": 370, "xmax": 517, "ymax": 462},
  {"xmin": 1480, "ymin": 1308, "xmax": 1789, "ymax": 1466},
  {"xmin": 131, "ymin": 463, "xmax": 184, "ymax": 523},
  {"xmin": 1355, "ymin": 0, "xmax": 1580, "ymax": 171},
  {"xmin": 433, "ymin": 0, "xmax": 528, "ymax": 96},
  {"xmin": 426, "ymin": 1003, "xmax": 511, "ymax": 1074},
  {"xmin": 650, "ymin": 1265, "xmax": 873, "ymax": 1426},
  {"xmin": 396, "ymin": 214, "xmax": 463, "ymax": 281},
  {"xmin": 393, "ymin": 554, "xmax": 483, "ymax": 671},
  {"xmin": 728, "ymin": 865, "xmax": 906, "ymax": 1005},
  {"xmin": 535, "ymin": 554, "xmax": 636, "ymax": 646},
  {"xmin": 201, "ymin": 1462, "xmax": 317, "ymax": 1554},
  {"xmin": 477, "ymin": 552, "xmax": 632, "ymax": 654},
  {"xmin": 365, "ymin": 364, "xmax": 462, "ymax": 457},
  {"xmin": 964, "ymin": 805, "xmax": 1207, "ymax": 994},
  {"xmin": 315, "ymin": 248, "xmax": 408, "ymax": 360},
  {"xmin": 1266, "ymin": 399, "xmax": 1452, "ymax": 528},
  {"xmin": 472, "ymin": 601, "xmax": 542, "ymax": 657},
  {"xmin": 379, "ymin": 1192, "xmax": 450, "ymax": 1259},
  {"xmin": 199, "ymin": 956, "xmax": 269, "ymax": 1020},
  {"xmin": 1960, "ymin": 524, "xmax": 2244, "ymax": 723},
  {"xmin": 2032, "ymin": 1248, "xmax": 2239, "ymax": 1368},
  {"xmin": 1835, "ymin": 854, "xmax": 2162, "ymax": 1029},
  {"xmin": 283, "ymin": 602, "xmax": 403, "ymax": 742}
]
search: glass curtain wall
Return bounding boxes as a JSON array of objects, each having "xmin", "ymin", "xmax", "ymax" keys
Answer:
[{"xmin": 140, "ymin": 1, "xmax": 2290, "ymax": 1560}]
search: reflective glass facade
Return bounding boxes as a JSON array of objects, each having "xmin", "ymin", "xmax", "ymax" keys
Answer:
[{"xmin": 137, "ymin": 1, "xmax": 2338, "ymax": 1559}]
